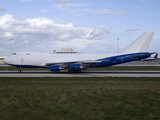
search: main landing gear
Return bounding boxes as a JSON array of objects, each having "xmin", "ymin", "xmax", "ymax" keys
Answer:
[{"xmin": 68, "ymin": 69, "xmax": 81, "ymax": 73}]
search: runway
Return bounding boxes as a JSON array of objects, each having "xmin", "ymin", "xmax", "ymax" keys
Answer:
[
  {"xmin": 0, "ymin": 60, "xmax": 160, "ymax": 67},
  {"xmin": 1, "ymin": 70, "xmax": 160, "ymax": 77},
  {"xmin": 1, "ymin": 60, "xmax": 160, "ymax": 77}
]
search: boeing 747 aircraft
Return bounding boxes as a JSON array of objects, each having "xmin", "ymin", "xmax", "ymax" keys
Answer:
[{"xmin": 3, "ymin": 31, "xmax": 155, "ymax": 73}]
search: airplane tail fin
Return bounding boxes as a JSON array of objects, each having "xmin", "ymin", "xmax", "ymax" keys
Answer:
[
  {"xmin": 154, "ymin": 53, "xmax": 158, "ymax": 59},
  {"xmin": 122, "ymin": 31, "xmax": 155, "ymax": 53}
]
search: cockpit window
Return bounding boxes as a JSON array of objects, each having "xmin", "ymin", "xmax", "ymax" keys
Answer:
[
  {"xmin": 27, "ymin": 53, "xmax": 30, "ymax": 55},
  {"xmin": 12, "ymin": 53, "xmax": 16, "ymax": 55}
]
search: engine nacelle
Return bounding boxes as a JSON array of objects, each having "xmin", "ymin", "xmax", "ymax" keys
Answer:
[
  {"xmin": 50, "ymin": 65, "xmax": 60, "ymax": 72},
  {"xmin": 70, "ymin": 64, "xmax": 81, "ymax": 71}
]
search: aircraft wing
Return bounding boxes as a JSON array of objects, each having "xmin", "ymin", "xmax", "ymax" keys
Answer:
[
  {"xmin": 45, "ymin": 56, "xmax": 118, "ymax": 68},
  {"xmin": 46, "ymin": 61, "xmax": 77, "ymax": 66},
  {"xmin": 45, "ymin": 60, "xmax": 102, "ymax": 68}
]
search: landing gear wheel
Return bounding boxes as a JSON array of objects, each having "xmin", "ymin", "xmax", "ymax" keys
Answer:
[
  {"xmin": 68, "ymin": 69, "xmax": 82, "ymax": 73},
  {"xmin": 68, "ymin": 69, "xmax": 71, "ymax": 73},
  {"xmin": 18, "ymin": 70, "xmax": 21, "ymax": 73}
]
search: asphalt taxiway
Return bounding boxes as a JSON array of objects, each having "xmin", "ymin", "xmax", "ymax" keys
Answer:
[{"xmin": 1, "ymin": 70, "xmax": 160, "ymax": 77}]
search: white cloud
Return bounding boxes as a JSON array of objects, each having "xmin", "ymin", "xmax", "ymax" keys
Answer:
[
  {"xmin": 139, "ymin": 0, "xmax": 148, "ymax": 4},
  {"xmin": 53, "ymin": 3, "xmax": 88, "ymax": 9},
  {"xmin": 0, "ymin": 7, "xmax": 7, "ymax": 12},
  {"xmin": 41, "ymin": 9, "xmax": 49, "ymax": 12},
  {"xmin": 4, "ymin": 32, "xmax": 13, "ymax": 38},
  {"xmin": 0, "ymin": 14, "xmax": 13, "ymax": 29},
  {"xmin": 23, "ymin": 40, "xmax": 29, "ymax": 44},
  {"xmin": 130, "ymin": 23, "xmax": 139, "ymax": 26},
  {"xmin": 55, "ymin": 0, "xmax": 76, "ymax": 3},
  {"xmin": 81, "ymin": 9, "xmax": 128, "ymax": 16},
  {"xmin": 85, "ymin": 26, "xmax": 110, "ymax": 40},
  {"xmin": 0, "ymin": 14, "xmax": 110, "ymax": 54},
  {"xmin": 52, "ymin": 18, "xmax": 65, "ymax": 24},
  {"xmin": 19, "ymin": 0, "xmax": 33, "ymax": 1},
  {"xmin": 125, "ymin": 28, "xmax": 139, "ymax": 35},
  {"xmin": 53, "ymin": 3, "xmax": 88, "ymax": 16},
  {"xmin": 53, "ymin": 3, "xmax": 128, "ymax": 16},
  {"xmin": 20, "ymin": 0, "xmax": 76, "ymax": 2},
  {"xmin": 34, "ymin": 38, "xmax": 112, "ymax": 53}
]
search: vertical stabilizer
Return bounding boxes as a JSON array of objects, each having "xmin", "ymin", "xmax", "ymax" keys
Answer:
[{"xmin": 122, "ymin": 31, "xmax": 155, "ymax": 53}]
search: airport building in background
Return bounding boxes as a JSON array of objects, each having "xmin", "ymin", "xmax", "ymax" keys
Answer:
[
  {"xmin": 54, "ymin": 49, "xmax": 78, "ymax": 53},
  {"xmin": 0, "ymin": 57, "xmax": 7, "ymax": 61}
]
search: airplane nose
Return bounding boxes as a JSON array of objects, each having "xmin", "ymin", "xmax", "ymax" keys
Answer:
[
  {"xmin": 3, "ymin": 58, "xmax": 6, "ymax": 63},
  {"xmin": 3, "ymin": 58, "xmax": 9, "ymax": 64}
]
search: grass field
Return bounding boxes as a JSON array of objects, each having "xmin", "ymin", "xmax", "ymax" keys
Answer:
[
  {"xmin": 1, "ymin": 66, "xmax": 160, "ymax": 71},
  {"xmin": 0, "ymin": 77, "xmax": 160, "ymax": 120}
]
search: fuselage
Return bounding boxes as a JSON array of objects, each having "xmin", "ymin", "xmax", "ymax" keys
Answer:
[{"xmin": 3, "ymin": 52, "xmax": 151, "ymax": 68}]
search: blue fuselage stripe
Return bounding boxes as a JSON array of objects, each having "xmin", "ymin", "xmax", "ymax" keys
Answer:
[{"xmin": 96, "ymin": 52, "xmax": 150, "ymax": 67}]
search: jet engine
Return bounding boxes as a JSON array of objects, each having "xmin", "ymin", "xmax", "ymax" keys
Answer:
[
  {"xmin": 70, "ymin": 64, "xmax": 81, "ymax": 71},
  {"xmin": 50, "ymin": 65, "xmax": 60, "ymax": 72}
]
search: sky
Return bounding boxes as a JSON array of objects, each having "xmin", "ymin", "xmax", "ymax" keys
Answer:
[{"xmin": 0, "ymin": 0, "xmax": 160, "ymax": 57}]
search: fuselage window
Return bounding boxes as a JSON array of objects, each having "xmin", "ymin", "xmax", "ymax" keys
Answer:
[
  {"xmin": 27, "ymin": 53, "xmax": 30, "ymax": 55},
  {"xmin": 12, "ymin": 53, "xmax": 16, "ymax": 55}
]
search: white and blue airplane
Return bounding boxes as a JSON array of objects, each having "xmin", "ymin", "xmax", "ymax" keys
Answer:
[{"xmin": 3, "ymin": 31, "xmax": 155, "ymax": 73}]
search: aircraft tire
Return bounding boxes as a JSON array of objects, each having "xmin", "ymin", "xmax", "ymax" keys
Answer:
[{"xmin": 68, "ymin": 69, "xmax": 81, "ymax": 73}]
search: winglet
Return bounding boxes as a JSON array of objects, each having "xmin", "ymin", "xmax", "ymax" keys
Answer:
[{"xmin": 122, "ymin": 31, "xmax": 155, "ymax": 53}]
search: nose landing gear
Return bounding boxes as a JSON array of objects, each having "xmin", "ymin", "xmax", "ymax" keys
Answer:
[{"xmin": 17, "ymin": 67, "xmax": 21, "ymax": 73}]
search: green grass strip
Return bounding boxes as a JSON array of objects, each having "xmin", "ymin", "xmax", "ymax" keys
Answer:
[{"xmin": 0, "ymin": 77, "xmax": 160, "ymax": 120}]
